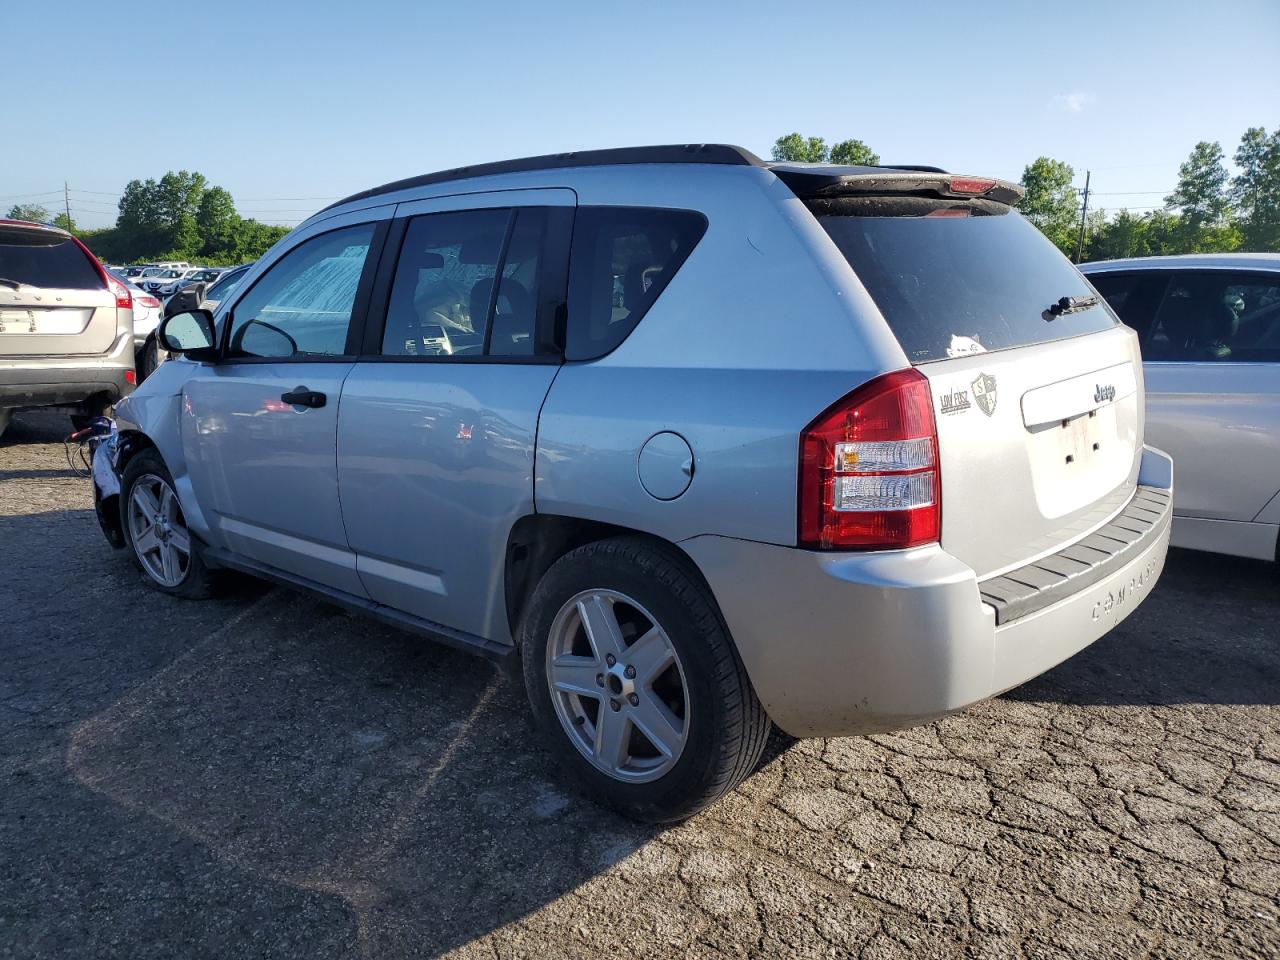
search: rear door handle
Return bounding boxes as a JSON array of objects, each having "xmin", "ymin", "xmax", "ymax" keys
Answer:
[{"xmin": 281, "ymin": 386, "xmax": 326, "ymax": 409}]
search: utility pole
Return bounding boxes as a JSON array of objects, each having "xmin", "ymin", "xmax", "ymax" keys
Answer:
[
  {"xmin": 1074, "ymin": 169, "xmax": 1091, "ymax": 264},
  {"xmin": 63, "ymin": 181, "xmax": 72, "ymax": 233}
]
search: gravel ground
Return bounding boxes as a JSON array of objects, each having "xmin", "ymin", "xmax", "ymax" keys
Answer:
[{"xmin": 2, "ymin": 409, "xmax": 1278, "ymax": 960}]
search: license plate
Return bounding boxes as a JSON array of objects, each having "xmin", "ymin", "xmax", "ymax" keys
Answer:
[{"xmin": 0, "ymin": 309, "xmax": 36, "ymax": 332}]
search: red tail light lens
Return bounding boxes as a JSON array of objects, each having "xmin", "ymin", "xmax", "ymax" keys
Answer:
[
  {"xmin": 948, "ymin": 177, "xmax": 995, "ymax": 195},
  {"xmin": 73, "ymin": 236, "xmax": 132, "ymax": 309},
  {"xmin": 798, "ymin": 369, "xmax": 941, "ymax": 550},
  {"xmin": 137, "ymin": 295, "xmax": 161, "ymax": 309}
]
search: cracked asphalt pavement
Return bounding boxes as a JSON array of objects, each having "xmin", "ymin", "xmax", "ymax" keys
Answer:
[{"xmin": 2, "ymin": 409, "xmax": 1278, "ymax": 959}]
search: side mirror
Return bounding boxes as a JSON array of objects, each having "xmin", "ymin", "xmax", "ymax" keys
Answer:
[{"xmin": 158, "ymin": 309, "xmax": 218, "ymax": 361}]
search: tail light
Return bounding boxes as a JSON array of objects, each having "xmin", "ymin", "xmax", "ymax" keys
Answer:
[
  {"xmin": 798, "ymin": 369, "xmax": 941, "ymax": 550},
  {"xmin": 948, "ymin": 177, "xmax": 995, "ymax": 195},
  {"xmin": 136, "ymin": 295, "xmax": 161, "ymax": 309},
  {"xmin": 73, "ymin": 236, "xmax": 133, "ymax": 309}
]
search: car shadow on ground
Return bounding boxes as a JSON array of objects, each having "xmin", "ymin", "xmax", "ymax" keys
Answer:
[
  {"xmin": 61, "ymin": 590, "xmax": 665, "ymax": 957},
  {"xmin": 1008, "ymin": 547, "xmax": 1279, "ymax": 708}
]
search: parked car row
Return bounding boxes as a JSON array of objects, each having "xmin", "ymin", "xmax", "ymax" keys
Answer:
[{"xmin": 109, "ymin": 263, "xmax": 232, "ymax": 298}]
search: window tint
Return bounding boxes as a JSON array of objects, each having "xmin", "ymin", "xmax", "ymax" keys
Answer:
[
  {"xmin": 816, "ymin": 204, "xmax": 1117, "ymax": 363},
  {"xmin": 489, "ymin": 209, "xmax": 549, "ymax": 357},
  {"xmin": 227, "ymin": 225, "xmax": 373, "ymax": 360},
  {"xmin": 0, "ymin": 228, "xmax": 101, "ymax": 290},
  {"xmin": 1087, "ymin": 271, "xmax": 1169, "ymax": 340},
  {"xmin": 565, "ymin": 207, "xmax": 707, "ymax": 361},
  {"xmin": 382, "ymin": 209, "xmax": 508, "ymax": 357},
  {"xmin": 1146, "ymin": 272, "xmax": 1280, "ymax": 362},
  {"xmin": 227, "ymin": 225, "xmax": 374, "ymax": 359}
]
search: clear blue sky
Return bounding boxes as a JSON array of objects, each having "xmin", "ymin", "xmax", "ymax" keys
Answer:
[{"xmin": 4, "ymin": 0, "xmax": 1278, "ymax": 230}]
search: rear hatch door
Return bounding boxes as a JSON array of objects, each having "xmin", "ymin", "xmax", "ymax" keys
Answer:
[
  {"xmin": 0, "ymin": 222, "xmax": 117, "ymax": 357},
  {"xmin": 799, "ymin": 172, "xmax": 1142, "ymax": 578}
]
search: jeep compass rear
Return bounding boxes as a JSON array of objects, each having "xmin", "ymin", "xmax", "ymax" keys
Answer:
[{"xmin": 94, "ymin": 145, "xmax": 1170, "ymax": 822}]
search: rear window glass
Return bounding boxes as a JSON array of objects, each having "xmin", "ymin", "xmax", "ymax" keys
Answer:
[
  {"xmin": 566, "ymin": 207, "xmax": 706, "ymax": 360},
  {"xmin": 0, "ymin": 230, "xmax": 101, "ymax": 290},
  {"xmin": 813, "ymin": 203, "xmax": 1117, "ymax": 364}
]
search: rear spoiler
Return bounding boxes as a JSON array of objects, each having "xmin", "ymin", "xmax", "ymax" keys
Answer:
[{"xmin": 770, "ymin": 166, "xmax": 1024, "ymax": 206}]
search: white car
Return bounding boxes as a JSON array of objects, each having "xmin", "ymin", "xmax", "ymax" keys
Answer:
[
  {"xmin": 1083, "ymin": 253, "xmax": 1280, "ymax": 561},
  {"xmin": 122, "ymin": 280, "xmax": 162, "ymax": 348},
  {"xmin": 148, "ymin": 268, "xmax": 207, "ymax": 297}
]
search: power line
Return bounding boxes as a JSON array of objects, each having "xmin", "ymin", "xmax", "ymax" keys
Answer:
[{"xmin": 0, "ymin": 189, "xmax": 64, "ymax": 200}]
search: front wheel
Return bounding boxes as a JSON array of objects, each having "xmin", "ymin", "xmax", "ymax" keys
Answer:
[
  {"xmin": 120, "ymin": 449, "xmax": 217, "ymax": 598},
  {"xmin": 522, "ymin": 537, "xmax": 770, "ymax": 823}
]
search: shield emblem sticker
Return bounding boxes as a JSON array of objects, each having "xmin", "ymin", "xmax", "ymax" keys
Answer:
[{"xmin": 971, "ymin": 373, "xmax": 997, "ymax": 417}]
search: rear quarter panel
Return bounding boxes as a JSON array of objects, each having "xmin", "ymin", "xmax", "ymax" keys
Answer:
[{"xmin": 536, "ymin": 166, "xmax": 908, "ymax": 546}]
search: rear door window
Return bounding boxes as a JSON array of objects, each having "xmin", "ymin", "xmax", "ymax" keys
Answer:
[
  {"xmin": 565, "ymin": 207, "xmax": 706, "ymax": 361},
  {"xmin": 1146, "ymin": 272, "xmax": 1280, "ymax": 362},
  {"xmin": 380, "ymin": 207, "xmax": 557, "ymax": 359},
  {"xmin": 0, "ymin": 226, "xmax": 101, "ymax": 290},
  {"xmin": 1087, "ymin": 271, "xmax": 1170, "ymax": 341},
  {"xmin": 813, "ymin": 202, "xmax": 1117, "ymax": 364}
]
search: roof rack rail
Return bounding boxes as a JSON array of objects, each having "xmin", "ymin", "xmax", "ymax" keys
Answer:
[{"xmin": 321, "ymin": 143, "xmax": 767, "ymax": 213}]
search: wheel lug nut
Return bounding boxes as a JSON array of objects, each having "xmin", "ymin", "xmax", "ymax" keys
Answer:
[
  {"xmin": 606, "ymin": 654, "xmax": 616, "ymax": 667},
  {"xmin": 596, "ymin": 674, "xmax": 604, "ymax": 686},
  {"xmin": 627, "ymin": 693, "xmax": 638, "ymax": 706},
  {"xmin": 624, "ymin": 665, "xmax": 636, "ymax": 679},
  {"xmin": 609, "ymin": 699, "xmax": 621, "ymax": 712}
]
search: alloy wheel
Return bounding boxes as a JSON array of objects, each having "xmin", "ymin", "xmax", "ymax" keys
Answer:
[
  {"xmin": 545, "ymin": 589, "xmax": 690, "ymax": 783},
  {"xmin": 127, "ymin": 473, "xmax": 191, "ymax": 588}
]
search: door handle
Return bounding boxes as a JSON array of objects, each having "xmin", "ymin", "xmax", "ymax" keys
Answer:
[{"xmin": 281, "ymin": 387, "xmax": 326, "ymax": 409}]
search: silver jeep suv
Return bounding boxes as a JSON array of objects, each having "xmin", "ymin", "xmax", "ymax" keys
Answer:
[{"xmin": 93, "ymin": 145, "xmax": 1173, "ymax": 821}]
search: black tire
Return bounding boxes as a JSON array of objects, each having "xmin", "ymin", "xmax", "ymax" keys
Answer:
[
  {"xmin": 119, "ymin": 449, "xmax": 218, "ymax": 599},
  {"xmin": 522, "ymin": 536, "xmax": 770, "ymax": 823},
  {"xmin": 0, "ymin": 408, "xmax": 10, "ymax": 441},
  {"xmin": 137, "ymin": 335, "xmax": 166, "ymax": 382}
]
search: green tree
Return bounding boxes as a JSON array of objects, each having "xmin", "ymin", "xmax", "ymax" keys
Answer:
[
  {"xmin": 771, "ymin": 132, "xmax": 828, "ymax": 163},
  {"xmin": 50, "ymin": 212, "xmax": 76, "ymax": 233},
  {"xmin": 1018, "ymin": 157, "xmax": 1080, "ymax": 255},
  {"xmin": 1086, "ymin": 209, "xmax": 1152, "ymax": 261},
  {"xmin": 1165, "ymin": 141, "xmax": 1232, "ymax": 249},
  {"xmin": 196, "ymin": 186, "xmax": 239, "ymax": 258},
  {"xmin": 155, "ymin": 170, "xmax": 208, "ymax": 256},
  {"xmin": 6, "ymin": 202, "xmax": 51, "ymax": 222},
  {"xmin": 829, "ymin": 138, "xmax": 880, "ymax": 166},
  {"xmin": 116, "ymin": 178, "xmax": 164, "ymax": 254},
  {"xmin": 1231, "ymin": 126, "xmax": 1280, "ymax": 251}
]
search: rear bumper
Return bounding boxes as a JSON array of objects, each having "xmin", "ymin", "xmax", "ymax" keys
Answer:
[
  {"xmin": 0, "ymin": 333, "xmax": 135, "ymax": 408},
  {"xmin": 682, "ymin": 445, "xmax": 1174, "ymax": 738}
]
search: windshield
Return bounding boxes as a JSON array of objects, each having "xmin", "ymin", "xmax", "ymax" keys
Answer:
[
  {"xmin": 813, "ymin": 203, "xmax": 1117, "ymax": 363},
  {"xmin": 206, "ymin": 267, "xmax": 247, "ymax": 301}
]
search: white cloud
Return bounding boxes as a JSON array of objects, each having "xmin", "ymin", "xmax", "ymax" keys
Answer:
[{"xmin": 1050, "ymin": 91, "xmax": 1095, "ymax": 113}]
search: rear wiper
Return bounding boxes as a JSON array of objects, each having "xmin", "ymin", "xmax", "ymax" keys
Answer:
[
  {"xmin": 0, "ymin": 277, "xmax": 23, "ymax": 289},
  {"xmin": 1043, "ymin": 294, "xmax": 1098, "ymax": 320}
]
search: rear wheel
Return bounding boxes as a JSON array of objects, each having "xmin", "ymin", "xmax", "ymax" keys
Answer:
[
  {"xmin": 137, "ymin": 335, "xmax": 165, "ymax": 382},
  {"xmin": 120, "ymin": 449, "xmax": 217, "ymax": 598},
  {"xmin": 522, "ymin": 537, "xmax": 769, "ymax": 822}
]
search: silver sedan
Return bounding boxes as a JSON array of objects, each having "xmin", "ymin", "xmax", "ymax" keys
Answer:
[{"xmin": 1083, "ymin": 253, "xmax": 1280, "ymax": 561}]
